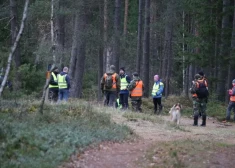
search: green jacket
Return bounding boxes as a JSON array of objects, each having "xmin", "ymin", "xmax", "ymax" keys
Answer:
[{"xmin": 100, "ymin": 70, "xmax": 120, "ymax": 92}]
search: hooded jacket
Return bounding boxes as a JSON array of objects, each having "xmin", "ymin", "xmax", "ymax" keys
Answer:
[
  {"xmin": 152, "ymin": 79, "xmax": 164, "ymax": 98},
  {"xmin": 100, "ymin": 68, "xmax": 120, "ymax": 92},
  {"xmin": 127, "ymin": 76, "xmax": 144, "ymax": 99}
]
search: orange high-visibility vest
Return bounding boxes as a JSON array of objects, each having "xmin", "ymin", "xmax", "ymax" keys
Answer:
[
  {"xmin": 131, "ymin": 80, "xmax": 143, "ymax": 97},
  {"xmin": 192, "ymin": 79, "xmax": 208, "ymax": 98},
  {"xmin": 104, "ymin": 73, "xmax": 117, "ymax": 89},
  {"xmin": 230, "ymin": 88, "xmax": 235, "ymax": 101}
]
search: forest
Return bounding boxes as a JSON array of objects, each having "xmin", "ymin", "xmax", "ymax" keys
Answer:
[{"xmin": 0, "ymin": 0, "xmax": 234, "ymax": 101}]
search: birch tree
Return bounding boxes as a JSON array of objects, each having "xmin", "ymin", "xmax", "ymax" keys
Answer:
[{"xmin": 0, "ymin": 0, "xmax": 29, "ymax": 97}]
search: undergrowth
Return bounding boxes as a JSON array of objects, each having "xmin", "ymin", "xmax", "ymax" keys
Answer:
[{"xmin": 0, "ymin": 100, "xmax": 133, "ymax": 168}]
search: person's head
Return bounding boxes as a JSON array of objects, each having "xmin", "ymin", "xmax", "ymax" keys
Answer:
[
  {"xmin": 194, "ymin": 74, "xmax": 201, "ymax": 80},
  {"xmin": 198, "ymin": 71, "xmax": 205, "ymax": 77},
  {"xmin": 109, "ymin": 65, "xmax": 115, "ymax": 73},
  {"xmin": 132, "ymin": 72, "xmax": 139, "ymax": 78},
  {"xmin": 52, "ymin": 67, "xmax": 59, "ymax": 73},
  {"xmin": 119, "ymin": 67, "xmax": 125, "ymax": 75},
  {"xmin": 232, "ymin": 79, "xmax": 235, "ymax": 86},
  {"xmin": 154, "ymin": 75, "xmax": 159, "ymax": 82},
  {"xmin": 63, "ymin": 67, "xmax": 69, "ymax": 73}
]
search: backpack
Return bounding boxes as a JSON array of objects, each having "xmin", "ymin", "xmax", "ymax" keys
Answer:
[
  {"xmin": 196, "ymin": 80, "xmax": 209, "ymax": 98},
  {"xmin": 104, "ymin": 73, "xmax": 115, "ymax": 89}
]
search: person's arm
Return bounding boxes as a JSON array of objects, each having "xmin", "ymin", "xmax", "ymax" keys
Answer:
[
  {"xmin": 127, "ymin": 80, "xmax": 136, "ymax": 91},
  {"xmin": 65, "ymin": 75, "xmax": 71, "ymax": 89},
  {"xmin": 157, "ymin": 83, "xmax": 164, "ymax": 95},
  {"xmin": 190, "ymin": 82, "xmax": 197, "ymax": 94},
  {"xmin": 100, "ymin": 75, "xmax": 105, "ymax": 91},
  {"xmin": 126, "ymin": 75, "xmax": 131, "ymax": 83},
  {"xmin": 116, "ymin": 74, "xmax": 120, "ymax": 92}
]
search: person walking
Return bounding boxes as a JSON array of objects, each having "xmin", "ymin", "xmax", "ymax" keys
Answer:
[
  {"xmin": 48, "ymin": 67, "xmax": 59, "ymax": 102},
  {"xmin": 223, "ymin": 79, "xmax": 235, "ymax": 123},
  {"xmin": 190, "ymin": 74, "xmax": 209, "ymax": 126},
  {"xmin": 152, "ymin": 75, "xmax": 164, "ymax": 115},
  {"xmin": 100, "ymin": 65, "xmax": 120, "ymax": 107},
  {"xmin": 119, "ymin": 67, "xmax": 131, "ymax": 109},
  {"xmin": 127, "ymin": 72, "xmax": 144, "ymax": 112},
  {"xmin": 57, "ymin": 67, "xmax": 70, "ymax": 102}
]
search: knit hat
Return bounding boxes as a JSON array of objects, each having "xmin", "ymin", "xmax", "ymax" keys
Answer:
[
  {"xmin": 120, "ymin": 67, "xmax": 125, "ymax": 72},
  {"xmin": 132, "ymin": 72, "xmax": 139, "ymax": 76},
  {"xmin": 110, "ymin": 65, "xmax": 115, "ymax": 71},
  {"xmin": 194, "ymin": 74, "xmax": 201, "ymax": 80},
  {"xmin": 198, "ymin": 71, "xmax": 204, "ymax": 76},
  {"xmin": 232, "ymin": 79, "xmax": 235, "ymax": 83}
]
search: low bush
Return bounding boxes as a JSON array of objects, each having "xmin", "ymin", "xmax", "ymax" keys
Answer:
[{"xmin": 0, "ymin": 100, "xmax": 132, "ymax": 168}]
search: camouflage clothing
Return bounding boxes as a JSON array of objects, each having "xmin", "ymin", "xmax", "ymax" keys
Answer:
[
  {"xmin": 127, "ymin": 76, "xmax": 144, "ymax": 112},
  {"xmin": 193, "ymin": 97, "xmax": 207, "ymax": 117}
]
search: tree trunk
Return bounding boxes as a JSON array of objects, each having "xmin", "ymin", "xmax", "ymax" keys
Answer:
[
  {"xmin": 55, "ymin": 0, "xmax": 65, "ymax": 68},
  {"xmin": 114, "ymin": 0, "xmax": 121, "ymax": 70},
  {"xmin": 143, "ymin": 0, "xmax": 150, "ymax": 97},
  {"xmin": 227, "ymin": 0, "xmax": 235, "ymax": 102},
  {"xmin": 69, "ymin": 2, "xmax": 87, "ymax": 98},
  {"xmin": 98, "ymin": 2, "xmax": 103, "ymax": 101},
  {"xmin": 136, "ymin": 0, "xmax": 143, "ymax": 74},
  {"xmin": 10, "ymin": 0, "xmax": 21, "ymax": 89},
  {"xmin": 123, "ymin": 0, "xmax": 129, "ymax": 35},
  {"xmin": 217, "ymin": 0, "xmax": 230, "ymax": 101},
  {"xmin": 103, "ymin": 0, "xmax": 108, "ymax": 72},
  {"xmin": 0, "ymin": 0, "xmax": 29, "ymax": 97}
]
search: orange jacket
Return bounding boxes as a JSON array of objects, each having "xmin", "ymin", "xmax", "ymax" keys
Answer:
[
  {"xmin": 192, "ymin": 79, "xmax": 208, "ymax": 98},
  {"xmin": 104, "ymin": 73, "xmax": 117, "ymax": 89},
  {"xmin": 229, "ymin": 87, "xmax": 235, "ymax": 101},
  {"xmin": 131, "ymin": 81, "xmax": 143, "ymax": 97}
]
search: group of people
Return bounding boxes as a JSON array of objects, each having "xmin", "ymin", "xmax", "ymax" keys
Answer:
[
  {"xmin": 48, "ymin": 66, "xmax": 70, "ymax": 102},
  {"xmin": 100, "ymin": 65, "xmax": 164, "ymax": 114}
]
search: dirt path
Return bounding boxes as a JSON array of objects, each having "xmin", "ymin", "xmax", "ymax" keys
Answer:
[{"xmin": 61, "ymin": 111, "xmax": 235, "ymax": 168}]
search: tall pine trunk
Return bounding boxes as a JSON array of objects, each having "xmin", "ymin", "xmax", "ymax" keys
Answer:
[
  {"xmin": 103, "ymin": 0, "xmax": 108, "ymax": 72},
  {"xmin": 143, "ymin": 0, "xmax": 150, "ymax": 97},
  {"xmin": 123, "ymin": 0, "xmax": 129, "ymax": 35},
  {"xmin": 217, "ymin": 0, "xmax": 230, "ymax": 101},
  {"xmin": 69, "ymin": 1, "xmax": 87, "ymax": 98},
  {"xmin": 98, "ymin": 2, "xmax": 103, "ymax": 100},
  {"xmin": 136, "ymin": 0, "xmax": 143, "ymax": 74},
  {"xmin": 114, "ymin": 0, "xmax": 121, "ymax": 70}
]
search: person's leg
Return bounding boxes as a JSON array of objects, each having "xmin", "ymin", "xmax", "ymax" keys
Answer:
[
  {"xmin": 232, "ymin": 102, "xmax": 235, "ymax": 121},
  {"xmin": 157, "ymin": 98, "xmax": 162, "ymax": 114},
  {"xmin": 226, "ymin": 101, "xmax": 233, "ymax": 121},
  {"xmin": 54, "ymin": 88, "xmax": 59, "ymax": 102},
  {"xmin": 153, "ymin": 98, "xmax": 158, "ymax": 114},
  {"xmin": 193, "ymin": 98, "xmax": 200, "ymax": 126},
  {"xmin": 200, "ymin": 99, "xmax": 207, "ymax": 126},
  {"xmin": 108, "ymin": 91, "xmax": 116, "ymax": 107},
  {"xmin": 138, "ymin": 99, "xmax": 142, "ymax": 112},
  {"xmin": 104, "ymin": 91, "xmax": 109, "ymax": 106},
  {"xmin": 123, "ymin": 94, "xmax": 129, "ymax": 109},
  {"xmin": 131, "ymin": 99, "xmax": 137, "ymax": 111},
  {"xmin": 119, "ymin": 94, "xmax": 124, "ymax": 108},
  {"xmin": 63, "ymin": 89, "xmax": 68, "ymax": 101}
]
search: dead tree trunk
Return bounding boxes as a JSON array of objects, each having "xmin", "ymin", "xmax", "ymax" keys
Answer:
[
  {"xmin": 143, "ymin": 0, "xmax": 150, "ymax": 97},
  {"xmin": 136, "ymin": 0, "xmax": 143, "ymax": 74},
  {"xmin": 0, "ymin": 0, "xmax": 29, "ymax": 97}
]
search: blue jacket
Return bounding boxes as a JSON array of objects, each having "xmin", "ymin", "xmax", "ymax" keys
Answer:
[
  {"xmin": 59, "ymin": 72, "xmax": 71, "ymax": 89},
  {"xmin": 152, "ymin": 80, "xmax": 164, "ymax": 98},
  {"xmin": 119, "ymin": 74, "xmax": 131, "ymax": 94}
]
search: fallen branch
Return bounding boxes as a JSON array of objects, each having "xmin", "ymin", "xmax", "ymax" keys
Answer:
[{"xmin": 0, "ymin": 0, "xmax": 29, "ymax": 97}]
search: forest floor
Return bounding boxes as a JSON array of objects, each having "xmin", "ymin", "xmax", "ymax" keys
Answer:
[{"xmin": 61, "ymin": 109, "xmax": 235, "ymax": 168}]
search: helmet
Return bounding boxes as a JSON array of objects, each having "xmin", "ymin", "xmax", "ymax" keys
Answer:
[{"xmin": 194, "ymin": 74, "xmax": 201, "ymax": 80}]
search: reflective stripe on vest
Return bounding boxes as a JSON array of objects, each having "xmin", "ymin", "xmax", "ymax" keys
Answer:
[
  {"xmin": 120, "ymin": 75, "xmax": 128, "ymax": 90},
  {"xmin": 104, "ymin": 73, "xmax": 117, "ymax": 89},
  {"xmin": 151, "ymin": 82, "xmax": 163, "ymax": 96},
  {"xmin": 58, "ymin": 74, "xmax": 67, "ymax": 89},
  {"xmin": 49, "ymin": 72, "xmax": 58, "ymax": 88},
  {"xmin": 131, "ymin": 81, "xmax": 143, "ymax": 97}
]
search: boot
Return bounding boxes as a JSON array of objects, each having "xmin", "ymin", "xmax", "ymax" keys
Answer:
[
  {"xmin": 201, "ymin": 115, "xmax": 206, "ymax": 127},
  {"xmin": 193, "ymin": 116, "xmax": 198, "ymax": 126}
]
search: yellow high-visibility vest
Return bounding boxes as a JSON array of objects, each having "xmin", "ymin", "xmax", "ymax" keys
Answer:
[
  {"xmin": 58, "ymin": 74, "xmax": 67, "ymax": 89},
  {"xmin": 49, "ymin": 72, "xmax": 58, "ymax": 88}
]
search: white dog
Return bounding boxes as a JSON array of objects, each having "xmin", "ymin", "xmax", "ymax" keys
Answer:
[{"xmin": 169, "ymin": 103, "xmax": 182, "ymax": 125}]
